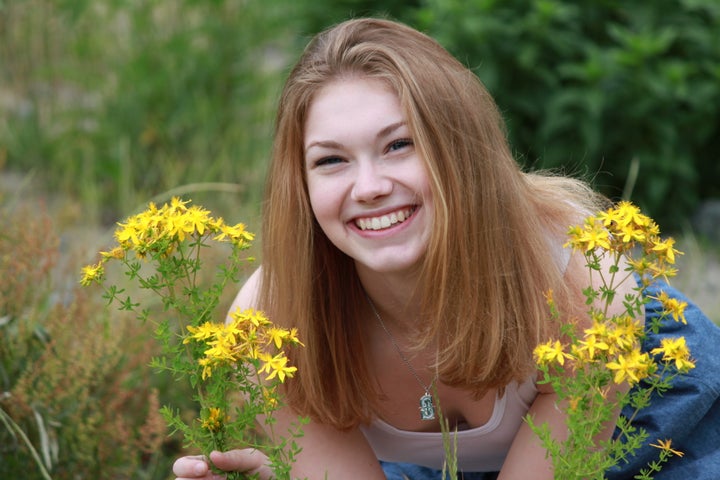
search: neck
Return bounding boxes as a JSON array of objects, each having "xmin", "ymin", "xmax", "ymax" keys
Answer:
[{"xmin": 355, "ymin": 262, "xmax": 423, "ymax": 331}]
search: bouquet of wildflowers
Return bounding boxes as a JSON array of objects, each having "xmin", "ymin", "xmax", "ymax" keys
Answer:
[
  {"xmin": 81, "ymin": 197, "xmax": 305, "ymax": 479},
  {"xmin": 530, "ymin": 201, "xmax": 694, "ymax": 479}
]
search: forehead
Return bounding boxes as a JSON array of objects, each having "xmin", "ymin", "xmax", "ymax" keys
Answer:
[{"xmin": 304, "ymin": 77, "xmax": 404, "ymax": 142}]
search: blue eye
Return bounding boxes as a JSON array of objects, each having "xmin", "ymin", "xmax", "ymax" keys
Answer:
[
  {"xmin": 388, "ymin": 138, "xmax": 413, "ymax": 152},
  {"xmin": 314, "ymin": 156, "xmax": 343, "ymax": 167}
]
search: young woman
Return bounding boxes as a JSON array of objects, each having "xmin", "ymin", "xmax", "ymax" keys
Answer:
[{"xmin": 173, "ymin": 18, "xmax": 720, "ymax": 480}]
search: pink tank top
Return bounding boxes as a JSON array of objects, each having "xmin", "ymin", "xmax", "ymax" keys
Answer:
[
  {"xmin": 360, "ymin": 237, "xmax": 570, "ymax": 471},
  {"xmin": 359, "ymin": 376, "xmax": 538, "ymax": 472}
]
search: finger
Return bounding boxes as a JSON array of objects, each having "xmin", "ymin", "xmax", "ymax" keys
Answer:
[
  {"xmin": 209, "ymin": 449, "xmax": 270, "ymax": 474},
  {"xmin": 173, "ymin": 455, "xmax": 211, "ymax": 477},
  {"xmin": 174, "ymin": 476, "xmax": 226, "ymax": 480}
]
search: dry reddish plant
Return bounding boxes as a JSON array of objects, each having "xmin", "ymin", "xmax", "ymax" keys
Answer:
[{"xmin": 1, "ymin": 201, "xmax": 169, "ymax": 479}]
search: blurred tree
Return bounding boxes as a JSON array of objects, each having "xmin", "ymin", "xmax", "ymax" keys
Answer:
[{"xmin": 411, "ymin": 0, "xmax": 720, "ymax": 230}]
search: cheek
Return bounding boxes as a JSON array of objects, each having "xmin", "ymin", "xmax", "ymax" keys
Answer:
[
  {"xmin": 307, "ymin": 180, "xmax": 338, "ymax": 227},
  {"xmin": 415, "ymin": 168, "xmax": 434, "ymax": 206}
]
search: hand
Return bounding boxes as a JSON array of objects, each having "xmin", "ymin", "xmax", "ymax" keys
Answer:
[{"xmin": 173, "ymin": 449, "xmax": 273, "ymax": 480}]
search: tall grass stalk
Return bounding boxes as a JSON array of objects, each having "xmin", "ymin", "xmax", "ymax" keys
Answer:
[
  {"xmin": 0, "ymin": 406, "xmax": 54, "ymax": 480},
  {"xmin": 436, "ymin": 388, "xmax": 459, "ymax": 479}
]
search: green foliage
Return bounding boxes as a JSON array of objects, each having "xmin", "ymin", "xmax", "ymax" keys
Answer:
[
  {"xmin": 293, "ymin": 0, "xmax": 421, "ymax": 35},
  {"xmin": 3, "ymin": 0, "xmax": 718, "ymax": 230},
  {"xmin": 412, "ymin": 0, "xmax": 720, "ymax": 230},
  {"xmin": 0, "ymin": 201, "xmax": 174, "ymax": 480},
  {"xmin": 0, "ymin": 0, "xmax": 297, "ymax": 222}
]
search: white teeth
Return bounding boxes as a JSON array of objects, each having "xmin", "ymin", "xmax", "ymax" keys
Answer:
[{"xmin": 356, "ymin": 208, "xmax": 414, "ymax": 231}]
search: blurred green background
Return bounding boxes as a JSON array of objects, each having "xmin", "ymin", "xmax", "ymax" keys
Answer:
[
  {"xmin": 1, "ymin": 0, "xmax": 719, "ymax": 478},
  {"xmin": 2, "ymin": 0, "xmax": 719, "ymax": 230}
]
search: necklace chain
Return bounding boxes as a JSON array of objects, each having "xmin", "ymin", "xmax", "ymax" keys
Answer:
[{"xmin": 365, "ymin": 293, "xmax": 437, "ymax": 420}]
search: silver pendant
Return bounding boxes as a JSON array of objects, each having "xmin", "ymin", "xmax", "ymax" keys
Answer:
[{"xmin": 419, "ymin": 392, "xmax": 436, "ymax": 420}]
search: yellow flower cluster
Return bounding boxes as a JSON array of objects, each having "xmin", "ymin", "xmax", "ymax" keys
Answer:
[
  {"xmin": 185, "ymin": 308, "xmax": 303, "ymax": 382},
  {"xmin": 565, "ymin": 201, "xmax": 681, "ymax": 282},
  {"xmin": 650, "ymin": 337, "xmax": 695, "ymax": 372},
  {"xmin": 535, "ymin": 317, "xmax": 655, "ymax": 386},
  {"xmin": 200, "ymin": 407, "xmax": 226, "ymax": 432},
  {"xmin": 531, "ymin": 202, "xmax": 695, "ymax": 480},
  {"xmin": 535, "ymin": 310, "xmax": 694, "ymax": 387},
  {"xmin": 80, "ymin": 197, "xmax": 254, "ymax": 286},
  {"xmin": 534, "ymin": 202, "xmax": 695, "ymax": 386},
  {"xmin": 116, "ymin": 196, "xmax": 254, "ymax": 252},
  {"xmin": 652, "ymin": 291, "xmax": 688, "ymax": 325}
]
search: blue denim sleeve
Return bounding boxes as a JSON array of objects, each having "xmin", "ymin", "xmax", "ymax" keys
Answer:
[
  {"xmin": 380, "ymin": 461, "xmax": 498, "ymax": 480},
  {"xmin": 605, "ymin": 280, "xmax": 720, "ymax": 480}
]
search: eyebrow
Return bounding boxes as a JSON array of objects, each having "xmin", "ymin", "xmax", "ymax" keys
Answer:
[{"xmin": 304, "ymin": 121, "xmax": 407, "ymax": 154}]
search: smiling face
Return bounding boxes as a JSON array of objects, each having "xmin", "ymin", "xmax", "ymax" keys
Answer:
[{"xmin": 303, "ymin": 77, "xmax": 434, "ymax": 278}]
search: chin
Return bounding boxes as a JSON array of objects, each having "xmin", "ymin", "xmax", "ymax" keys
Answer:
[{"xmin": 358, "ymin": 253, "xmax": 424, "ymax": 275}]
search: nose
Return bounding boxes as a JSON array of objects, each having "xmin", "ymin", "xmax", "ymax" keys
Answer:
[{"xmin": 350, "ymin": 160, "xmax": 393, "ymax": 203}]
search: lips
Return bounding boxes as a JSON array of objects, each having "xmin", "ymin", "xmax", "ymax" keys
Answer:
[{"xmin": 354, "ymin": 206, "xmax": 416, "ymax": 231}]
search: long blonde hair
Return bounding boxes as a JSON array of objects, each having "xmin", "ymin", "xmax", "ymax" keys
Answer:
[{"xmin": 260, "ymin": 18, "xmax": 606, "ymax": 429}]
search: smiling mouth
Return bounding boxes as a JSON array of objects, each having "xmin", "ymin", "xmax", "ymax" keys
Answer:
[{"xmin": 354, "ymin": 207, "xmax": 417, "ymax": 231}]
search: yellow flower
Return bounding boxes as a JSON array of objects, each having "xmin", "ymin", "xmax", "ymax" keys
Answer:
[
  {"xmin": 168, "ymin": 196, "xmax": 189, "ymax": 213},
  {"xmin": 186, "ymin": 310, "xmax": 304, "ymax": 380},
  {"xmin": 185, "ymin": 205, "xmax": 211, "ymax": 235},
  {"xmin": 564, "ymin": 225, "xmax": 584, "ymax": 249},
  {"xmin": 627, "ymin": 256, "xmax": 655, "ymax": 277},
  {"xmin": 604, "ymin": 316, "xmax": 643, "ymax": 353},
  {"xmin": 115, "ymin": 211, "xmax": 164, "ymax": 252},
  {"xmin": 613, "ymin": 201, "xmax": 652, "ymax": 229},
  {"xmin": 616, "ymin": 223, "xmax": 646, "ymax": 244},
  {"xmin": 199, "ymin": 358, "xmax": 213, "ymax": 380},
  {"xmin": 258, "ymin": 352, "xmax": 297, "ymax": 382},
  {"xmin": 596, "ymin": 207, "xmax": 620, "ymax": 227},
  {"xmin": 185, "ymin": 322, "xmax": 222, "ymax": 343},
  {"xmin": 651, "ymin": 337, "xmax": 695, "ymax": 372},
  {"xmin": 650, "ymin": 439, "xmax": 684, "ymax": 457},
  {"xmin": 162, "ymin": 211, "xmax": 187, "ymax": 242},
  {"xmin": 653, "ymin": 263, "xmax": 679, "ymax": 281},
  {"xmin": 200, "ymin": 407, "xmax": 225, "ymax": 432},
  {"xmin": 264, "ymin": 326, "xmax": 305, "ymax": 349},
  {"xmin": 577, "ymin": 221, "xmax": 611, "ymax": 252},
  {"xmin": 262, "ymin": 386, "xmax": 279, "ymax": 409},
  {"xmin": 650, "ymin": 237, "xmax": 682, "ymax": 264},
  {"xmin": 100, "ymin": 246, "xmax": 126, "ymax": 260},
  {"xmin": 164, "ymin": 205, "xmax": 212, "ymax": 241},
  {"xmin": 266, "ymin": 327, "xmax": 291, "ymax": 349},
  {"xmin": 231, "ymin": 308, "xmax": 272, "ymax": 328},
  {"xmin": 605, "ymin": 350, "xmax": 653, "ymax": 385},
  {"xmin": 577, "ymin": 334, "xmax": 610, "ymax": 361},
  {"xmin": 585, "ymin": 319, "xmax": 610, "ymax": 338},
  {"xmin": 204, "ymin": 332, "xmax": 238, "ymax": 363},
  {"xmin": 287, "ymin": 327, "xmax": 303, "ymax": 346},
  {"xmin": 80, "ymin": 262, "xmax": 105, "ymax": 286},
  {"xmin": 654, "ymin": 291, "xmax": 688, "ymax": 324},
  {"xmin": 213, "ymin": 220, "xmax": 255, "ymax": 247},
  {"xmin": 534, "ymin": 340, "xmax": 571, "ymax": 366}
]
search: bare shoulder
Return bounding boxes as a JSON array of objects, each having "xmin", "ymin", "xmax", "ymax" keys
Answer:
[
  {"xmin": 564, "ymin": 248, "xmax": 644, "ymax": 329},
  {"xmin": 264, "ymin": 405, "xmax": 386, "ymax": 479},
  {"xmin": 227, "ymin": 267, "xmax": 263, "ymax": 320}
]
